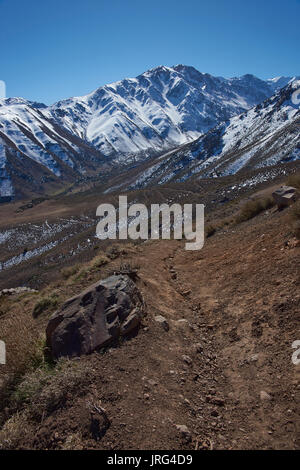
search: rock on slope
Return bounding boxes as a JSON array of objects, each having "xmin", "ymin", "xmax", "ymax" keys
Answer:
[
  {"xmin": 46, "ymin": 275, "xmax": 145, "ymax": 360},
  {"xmin": 0, "ymin": 66, "xmax": 292, "ymax": 199}
]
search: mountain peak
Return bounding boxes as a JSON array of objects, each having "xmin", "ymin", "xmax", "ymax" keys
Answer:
[
  {"xmin": 145, "ymin": 65, "xmax": 173, "ymax": 75},
  {"xmin": 266, "ymin": 76, "xmax": 293, "ymax": 92},
  {"xmin": 173, "ymin": 64, "xmax": 201, "ymax": 73},
  {"xmin": 1, "ymin": 65, "xmax": 298, "ymax": 200}
]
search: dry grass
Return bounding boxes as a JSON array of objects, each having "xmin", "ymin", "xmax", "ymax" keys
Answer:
[
  {"xmin": 106, "ymin": 244, "xmax": 126, "ymax": 260},
  {"xmin": 206, "ymin": 224, "xmax": 217, "ymax": 238},
  {"xmin": 0, "ymin": 411, "xmax": 33, "ymax": 449},
  {"xmin": 89, "ymin": 254, "xmax": 109, "ymax": 270},
  {"xmin": 235, "ymin": 197, "xmax": 274, "ymax": 223},
  {"xmin": 0, "ymin": 294, "xmax": 43, "ymax": 379},
  {"xmin": 32, "ymin": 295, "xmax": 59, "ymax": 318},
  {"xmin": 61, "ymin": 265, "xmax": 80, "ymax": 279},
  {"xmin": 0, "ymin": 240, "xmax": 140, "ymax": 442},
  {"xmin": 289, "ymin": 200, "xmax": 300, "ymax": 240},
  {"xmin": 0, "ymin": 247, "xmax": 114, "ymax": 399},
  {"xmin": 205, "ymin": 217, "xmax": 234, "ymax": 238},
  {"xmin": 0, "ymin": 357, "xmax": 96, "ymax": 448},
  {"xmin": 62, "ymin": 252, "xmax": 113, "ymax": 284},
  {"xmin": 72, "ymin": 267, "xmax": 90, "ymax": 282},
  {"xmin": 9, "ymin": 357, "xmax": 95, "ymax": 419}
]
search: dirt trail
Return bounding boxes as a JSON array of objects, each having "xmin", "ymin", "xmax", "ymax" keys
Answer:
[
  {"xmin": 169, "ymin": 211, "xmax": 300, "ymax": 449},
  {"xmin": 1, "ymin": 207, "xmax": 299, "ymax": 450},
  {"xmin": 123, "ymin": 207, "xmax": 299, "ymax": 450}
]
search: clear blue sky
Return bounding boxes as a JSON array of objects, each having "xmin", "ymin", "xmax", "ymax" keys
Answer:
[{"xmin": 1, "ymin": 0, "xmax": 299, "ymax": 104}]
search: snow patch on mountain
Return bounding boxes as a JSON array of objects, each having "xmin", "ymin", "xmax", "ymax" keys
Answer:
[
  {"xmin": 114, "ymin": 80, "xmax": 300, "ymax": 190},
  {"xmin": 0, "ymin": 66, "xmax": 297, "ymax": 199}
]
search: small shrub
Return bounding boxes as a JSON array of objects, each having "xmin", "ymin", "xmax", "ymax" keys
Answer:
[
  {"xmin": 11, "ymin": 358, "xmax": 96, "ymax": 420},
  {"xmin": 32, "ymin": 296, "xmax": 59, "ymax": 318},
  {"xmin": 286, "ymin": 172, "xmax": 300, "ymax": 190},
  {"xmin": 90, "ymin": 254, "xmax": 109, "ymax": 270},
  {"xmin": 11, "ymin": 368, "xmax": 50, "ymax": 409},
  {"xmin": 236, "ymin": 197, "xmax": 274, "ymax": 223},
  {"xmin": 206, "ymin": 224, "xmax": 217, "ymax": 238},
  {"xmin": 71, "ymin": 267, "xmax": 88, "ymax": 282},
  {"xmin": 61, "ymin": 265, "xmax": 80, "ymax": 279},
  {"xmin": 114, "ymin": 261, "xmax": 140, "ymax": 280},
  {"xmin": 29, "ymin": 335, "xmax": 51, "ymax": 370},
  {"xmin": 106, "ymin": 245, "xmax": 122, "ymax": 260}
]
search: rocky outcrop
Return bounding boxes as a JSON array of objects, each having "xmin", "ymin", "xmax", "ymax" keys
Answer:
[
  {"xmin": 272, "ymin": 186, "xmax": 298, "ymax": 209},
  {"xmin": 46, "ymin": 275, "xmax": 145, "ymax": 360}
]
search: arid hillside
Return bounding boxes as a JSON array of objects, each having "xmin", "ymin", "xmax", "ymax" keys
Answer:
[{"xmin": 0, "ymin": 172, "xmax": 299, "ymax": 450}]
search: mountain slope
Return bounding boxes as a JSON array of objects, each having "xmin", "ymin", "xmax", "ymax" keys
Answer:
[
  {"xmin": 106, "ymin": 80, "xmax": 300, "ymax": 191},
  {"xmin": 45, "ymin": 66, "xmax": 291, "ymax": 160},
  {"xmin": 0, "ymin": 99, "xmax": 110, "ymax": 200},
  {"xmin": 0, "ymin": 66, "xmax": 295, "ymax": 200}
]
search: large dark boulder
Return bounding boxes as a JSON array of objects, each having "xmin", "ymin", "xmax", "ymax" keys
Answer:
[
  {"xmin": 272, "ymin": 186, "xmax": 298, "ymax": 209},
  {"xmin": 46, "ymin": 275, "xmax": 145, "ymax": 360}
]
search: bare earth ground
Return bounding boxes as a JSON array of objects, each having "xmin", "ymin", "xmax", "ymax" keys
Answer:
[{"xmin": 0, "ymin": 201, "xmax": 299, "ymax": 450}]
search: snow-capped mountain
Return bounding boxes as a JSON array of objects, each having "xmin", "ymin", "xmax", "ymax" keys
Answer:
[
  {"xmin": 0, "ymin": 98, "xmax": 109, "ymax": 199},
  {"xmin": 110, "ymin": 80, "xmax": 300, "ymax": 191},
  {"xmin": 266, "ymin": 76, "xmax": 293, "ymax": 93},
  {"xmin": 0, "ymin": 65, "xmax": 296, "ymax": 199}
]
